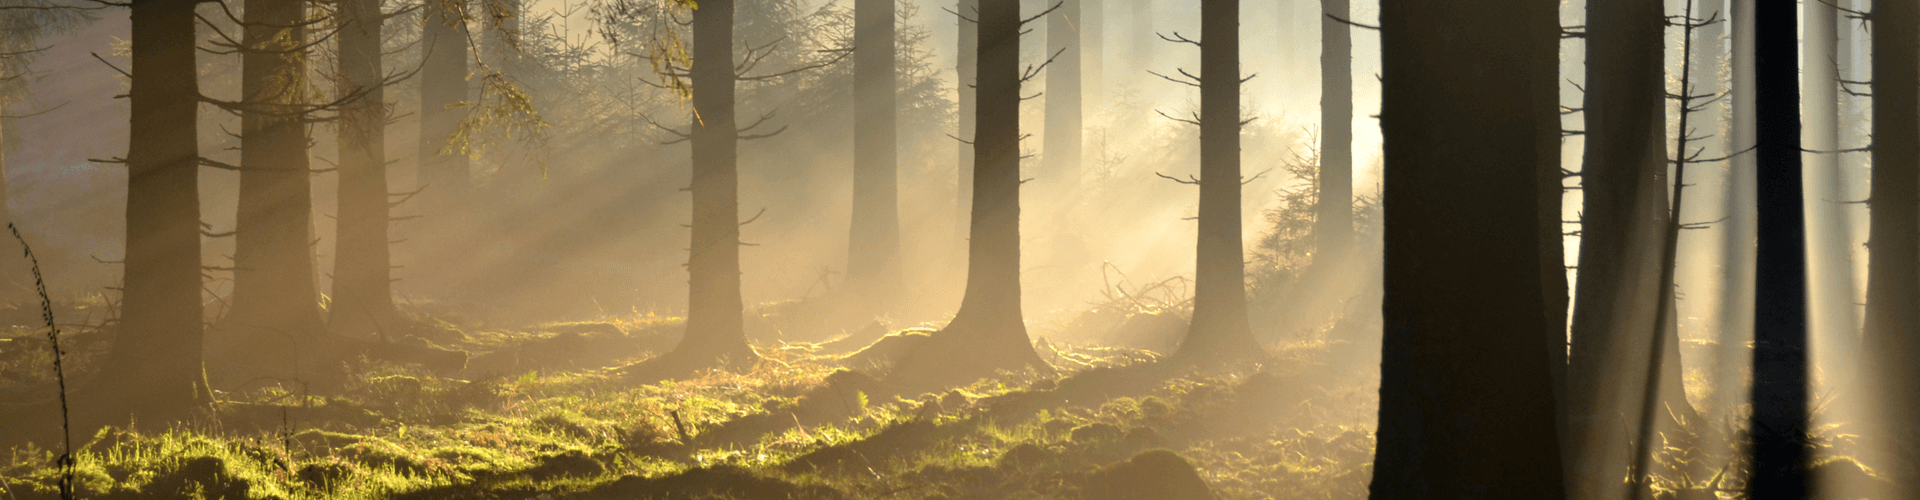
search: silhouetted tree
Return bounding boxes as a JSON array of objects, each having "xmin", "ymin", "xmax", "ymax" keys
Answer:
[
  {"xmin": 1530, "ymin": 0, "xmax": 1569, "ymax": 441},
  {"xmin": 1164, "ymin": 0, "xmax": 1258, "ymax": 361},
  {"xmin": 331, "ymin": 0, "xmax": 402, "ymax": 335},
  {"xmin": 1565, "ymin": 0, "xmax": 1694, "ymax": 494},
  {"xmin": 1043, "ymin": 0, "xmax": 1079, "ymax": 189},
  {"xmin": 221, "ymin": 0, "xmax": 327, "ymax": 368},
  {"xmin": 1317, "ymin": 0, "xmax": 1352, "ymax": 258},
  {"xmin": 847, "ymin": 0, "xmax": 902, "ymax": 305},
  {"xmin": 1368, "ymin": 0, "xmax": 1566, "ymax": 496},
  {"xmin": 674, "ymin": 0, "xmax": 757, "ymax": 367},
  {"xmin": 89, "ymin": 0, "xmax": 210, "ymax": 423},
  {"xmin": 1748, "ymin": 0, "xmax": 1810, "ymax": 496},
  {"xmin": 887, "ymin": 0, "xmax": 1047, "ymax": 390},
  {"xmin": 1864, "ymin": 0, "xmax": 1920, "ymax": 496}
]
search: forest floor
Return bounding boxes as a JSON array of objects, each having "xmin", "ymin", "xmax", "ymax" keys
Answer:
[{"xmin": 0, "ymin": 296, "xmax": 1867, "ymax": 499}]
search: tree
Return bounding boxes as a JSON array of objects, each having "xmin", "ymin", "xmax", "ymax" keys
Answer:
[
  {"xmin": 1748, "ymin": 0, "xmax": 1810, "ymax": 495},
  {"xmin": 887, "ymin": 0, "xmax": 1047, "ymax": 391},
  {"xmin": 1164, "ymin": 0, "xmax": 1259, "ymax": 362},
  {"xmin": 672, "ymin": 0, "xmax": 757, "ymax": 368},
  {"xmin": 219, "ymin": 0, "xmax": 327, "ymax": 377},
  {"xmin": 1804, "ymin": 0, "xmax": 1860, "ymax": 382},
  {"xmin": 1712, "ymin": 0, "xmax": 1757, "ymax": 419},
  {"xmin": 1368, "ymin": 0, "xmax": 1567, "ymax": 496},
  {"xmin": 955, "ymin": 0, "xmax": 977, "ymax": 248},
  {"xmin": 1564, "ymin": 0, "xmax": 1694, "ymax": 494},
  {"xmin": 86, "ymin": 0, "xmax": 210, "ymax": 423},
  {"xmin": 1863, "ymin": 0, "xmax": 1920, "ymax": 496},
  {"xmin": 1043, "ymin": 0, "xmax": 1080, "ymax": 190},
  {"xmin": 847, "ymin": 0, "xmax": 902, "ymax": 306},
  {"xmin": 331, "ymin": 0, "xmax": 402, "ymax": 335},
  {"xmin": 1316, "ymin": 0, "xmax": 1353, "ymax": 258}
]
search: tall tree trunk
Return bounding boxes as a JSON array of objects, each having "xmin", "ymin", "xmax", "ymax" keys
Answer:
[
  {"xmin": 89, "ymin": 0, "xmax": 207, "ymax": 423},
  {"xmin": 1713, "ymin": 0, "xmax": 1757, "ymax": 420},
  {"xmin": 419, "ymin": 0, "xmax": 471, "ymax": 269},
  {"xmin": 672, "ymin": 0, "xmax": 755, "ymax": 365},
  {"xmin": 1804, "ymin": 0, "xmax": 1861, "ymax": 389},
  {"xmin": 1176, "ymin": 0, "xmax": 1257, "ymax": 361},
  {"xmin": 1083, "ymin": 0, "xmax": 1102, "ymax": 110},
  {"xmin": 1043, "ymin": 0, "xmax": 1080, "ymax": 189},
  {"xmin": 956, "ymin": 0, "xmax": 977, "ymax": 250},
  {"xmin": 1748, "ymin": 0, "xmax": 1810, "ymax": 496},
  {"xmin": 888, "ymin": 0, "xmax": 1046, "ymax": 391},
  {"xmin": 1564, "ymin": 0, "xmax": 1693, "ymax": 495},
  {"xmin": 1369, "ymin": 0, "xmax": 1567, "ymax": 496},
  {"xmin": 223, "ymin": 0, "xmax": 326, "ymax": 363},
  {"xmin": 848, "ymin": 0, "xmax": 902, "ymax": 306},
  {"xmin": 1532, "ymin": 0, "xmax": 1570, "ymax": 456},
  {"xmin": 331, "ymin": 0, "xmax": 397, "ymax": 336},
  {"xmin": 1317, "ymin": 0, "xmax": 1352, "ymax": 257},
  {"xmin": 1864, "ymin": 0, "xmax": 1920, "ymax": 496}
]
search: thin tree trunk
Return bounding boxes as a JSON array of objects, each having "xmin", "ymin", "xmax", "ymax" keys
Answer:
[
  {"xmin": 90, "ymin": 0, "xmax": 207, "ymax": 422},
  {"xmin": 1713, "ymin": 0, "xmax": 1757, "ymax": 420},
  {"xmin": 1748, "ymin": 0, "xmax": 1810, "ymax": 496},
  {"xmin": 225, "ymin": 0, "xmax": 326, "ymax": 353},
  {"xmin": 1043, "ymin": 0, "xmax": 1080, "ymax": 189},
  {"xmin": 673, "ymin": 0, "xmax": 755, "ymax": 365},
  {"xmin": 1864, "ymin": 0, "xmax": 1920, "ymax": 496},
  {"xmin": 1177, "ymin": 0, "xmax": 1257, "ymax": 361},
  {"xmin": 1532, "ymin": 0, "xmax": 1570, "ymax": 455},
  {"xmin": 1565, "ymin": 0, "xmax": 1692, "ymax": 495},
  {"xmin": 331, "ymin": 0, "xmax": 398, "ymax": 336},
  {"xmin": 888, "ymin": 0, "xmax": 1046, "ymax": 391},
  {"xmin": 956, "ymin": 0, "xmax": 977, "ymax": 250},
  {"xmin": 1369, "ymin": 0, "xmax": 1566, "ymax": 496},
  {"xmin": 1804, "ymin": 0, "xmax": 1861, "ymax": 387},
  {"xmin": 1317, "ymin": 0, "xmax": 1352, "ymax": 256},
  {"xmin": 849, "ymin": 0, "xmax": 902, "ymax": 305}
]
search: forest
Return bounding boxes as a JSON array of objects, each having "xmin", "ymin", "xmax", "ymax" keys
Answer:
[{"xmin": 0, "ymin": 0, "xmax": 1909, "ymax": 497}]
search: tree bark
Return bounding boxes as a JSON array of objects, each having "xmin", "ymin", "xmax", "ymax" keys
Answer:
[
  {"xmin": 331, "ymin": 0, "xmax": 398, "ymax": 336},
  {"xmin": 888, "ymin": 0, "xmax": 1046, "ymax": 391},
  {"xmin": 671, "ymin": 0, "xmax": 756, "ymax": 365},
  {"xmin": 224, "ymin": 0, "xmax": 326, "ymax": 359},
  {"xmin": 1176, "ymin": 0, "xmax": 1258, "ymax": 361},
  {"xmin": 1864, "ymin": 0, "xmax": 1920, "ymax": 496},
  {"xmin": 89, "ymin": 0, "xmax": 208, "ymax": 423},
  {"xmin": 1748, "ymin": 0, "xmax": 1810, "ymax": 496},
  {"xmin": 1043, "ymin": 0, "xmax": 1080, "ymax": 189},
  {"xmin": 1369, "ymin": 0, "xmax": 1567, "ymax": 496},
  {"xmin": 848, "ymin": 0, "xmax": 902, "ymax": 305}
]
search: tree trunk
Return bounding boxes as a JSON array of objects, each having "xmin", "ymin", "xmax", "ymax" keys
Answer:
[
  {"xmin": 670, "ymin": 0, "xmax": 756, "ymax": 366},
  {"xmin": 1864, "ymin": 0, "xmax": 1920, "ymax": 496},
  {"xmin": 1176, "ymin": 0, "xmax": 1258, "ymax": 361},
  {"xmin": 1369, "ymin": 0, "xmax": 1567, "ymax": 496},
  {"xmin": 1317, "ymin": 0, "xmax": 1353, "ymax": 257},
  {"xmin": 956, "ymin": 0, "xmax": 977, "ymax": 251},
  {"xmin": 1043, "ymin": 0, "xmax": 1080, "ymax": 189},
  {"xmin": 331, "ymin": 0, "xmax": 398, "ymax": 336},
  {"xmin": 223, "ymin": 0, "xmax": 326, "ymax": 367},
  {"xmin": 1531, "ymin": 0, "xmax": 1570, "ymax": 455},
  {"xmin": 88, "ymin": 0, "xmax": 207, "ymax": 423},
  {"xmin": 887, "ymin": 0, "xmax": 1046, "ymax": 391},
  {"xmin": 1713, "ymin": 0, "xmax": 1757, "ymax": 420},
  {"xmin": 1804, "ymin": 0, "xmax": 1861, "ymax": 391},
  {"xmin": 1564, "ymin": 0, "xmax": 1694, "ymax": 495},
  {"xmin": 1748, "ymin": 0, "xmax": 1810, "ymax": 496},
  {"xmin": 848, "ymin": 0, "xmax": 902, "ymax": 306}
]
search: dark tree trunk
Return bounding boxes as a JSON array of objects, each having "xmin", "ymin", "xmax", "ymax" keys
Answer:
[
  {"xmin": 1531, "ymin": 0, "xmax": 1570, "ymax": 451},
  {"xmin": 1748, "ymin": 0, "xmax": 1810, "ymax": 496},
  {"xmin": 1368, "ymin": 0, "xmax": 1567, "ymax": 497},
  {"xmin": 955, "ymin": 0, "xmax": 977, "ymax": 248},
  {"xmin": 1043, "ymin": 0, "xmax": 1080, "ymax": 188},
  {"xmin": 1317, "ymin": 0, "xmax": 1352, "ymax": 256},
  {"xmin": 888, "ymin": 0, "xmax": 1046, "ymax": 391},
  {"xmin": 1713, "ymin": 0, "xmax": 1757, "ymax": 419},
  {"xmin": 89, "ymin": 0, "xmax": 207, "ymax": 423},
  {"xmin": 1565, "ymin": 0, "xmax": 1694, "ymax": 495},
  {"xmin": 419, "ymin": 0, "xmax": 471, "ymax": 247},
  {"xmin": 331, "ymin": 0, "xmax": 398, "ymax": 335},
  {"xmin": 848, "ymin": 0, "xmax": 901, "ymax": 305},
  {"xmin": 223, "ymin": 0, "xmax": 326, "ymax": 360},
  {"xmin": 1864, "ymin": 0, "xmax": 1920, "ymax": 495},
  {"xmin": 671, "ymin": 0, "xmax": 755, "ymax": 365},
  {"xmin": 1175, "ymin": 0, "xmax": 1257, "ymax": 361}
]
